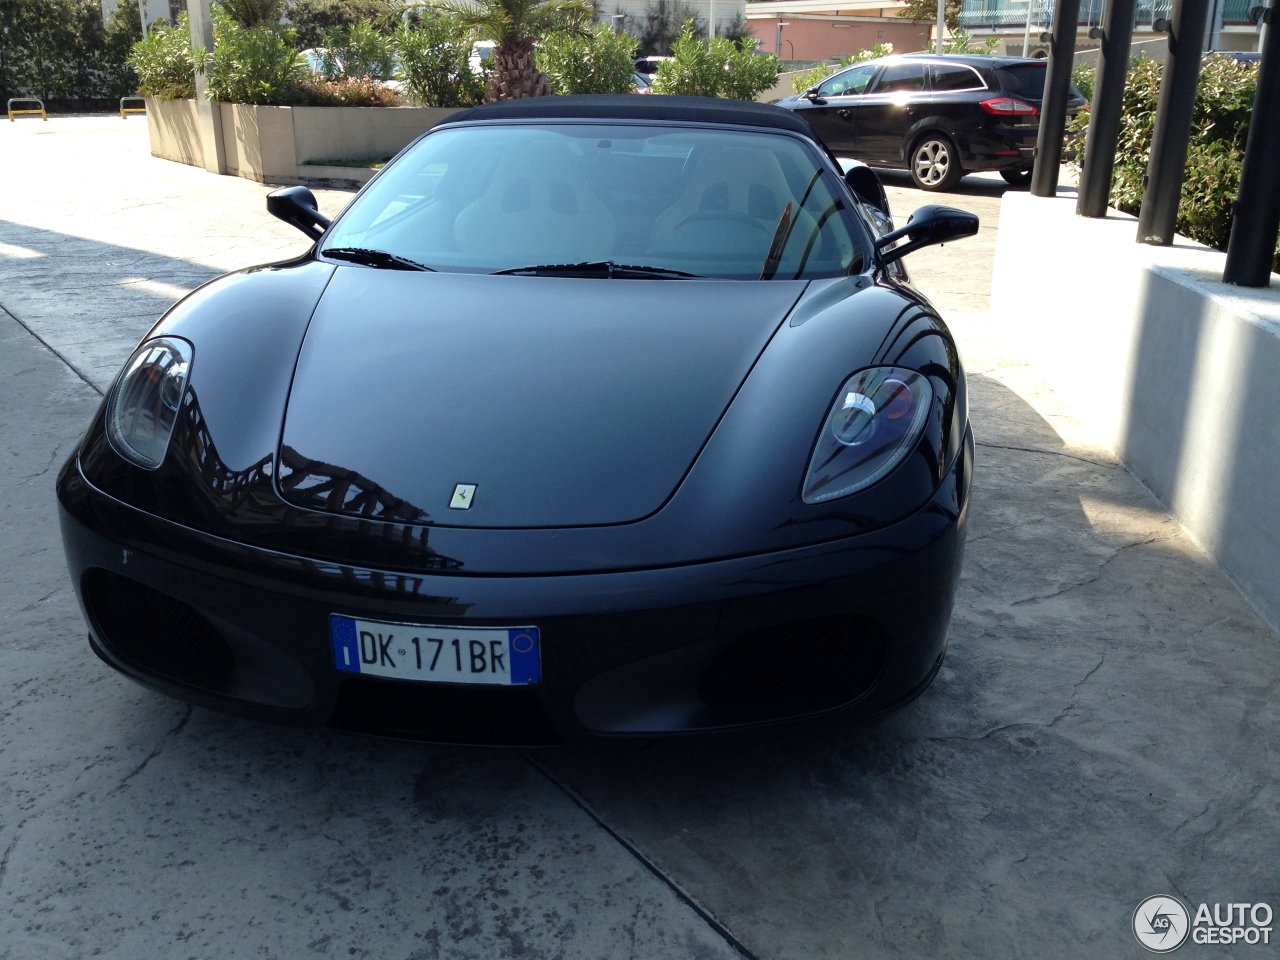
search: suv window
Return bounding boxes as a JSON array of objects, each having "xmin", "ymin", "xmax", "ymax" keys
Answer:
[
  {"xmin": 817, "ymin": 63, "xmax": 877, "ymax": 97},
  {"xmin": 995, "ymin": 62, "xmax": 1048, "ymax": 97},
  {"xmin": 872, "ymin": 62, "xmax": 927, "ymax": 94},
  {"xmin": 929, "ymin": 63, "xmax": 987, "ymax": 92}
]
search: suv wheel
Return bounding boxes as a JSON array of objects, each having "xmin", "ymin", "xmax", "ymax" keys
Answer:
[{"xmin": 910, "ymin": 134, "xmax": 962, "ymax": 191}]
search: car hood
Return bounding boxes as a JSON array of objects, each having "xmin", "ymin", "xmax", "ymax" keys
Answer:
[{"xmin": 278, "ymin": 269, "xmax": 806, "ymax": 528}]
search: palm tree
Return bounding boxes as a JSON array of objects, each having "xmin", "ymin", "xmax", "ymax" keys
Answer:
[{"xmin": 425, "ymin": 0, "xmax": 593, "ymax": 100}]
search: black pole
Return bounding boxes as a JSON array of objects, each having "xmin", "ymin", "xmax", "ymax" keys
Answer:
[
  {"xmin": 1031, "ymin": 0, "xmax": 1084, "ymax": 197},
  {"xmin": 1223, "ymin": 1, "xmax": 1280, "ymax": 286},
  {"xmin": 1076, "ymin": 0, "xmax": 1137, "ymax": 216},
  {"xmin": 1136, "ymin": 0, "xmax": 1210, "ymax": 244}
]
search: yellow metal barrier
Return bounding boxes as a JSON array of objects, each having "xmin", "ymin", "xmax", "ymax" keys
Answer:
[
  {"xmin": 120, "ymin": 96, "xmax": 146, "ymax": 119},
  {"xmin": 7, "ymin": 97, "xmax": 47, "ymax": 122}
]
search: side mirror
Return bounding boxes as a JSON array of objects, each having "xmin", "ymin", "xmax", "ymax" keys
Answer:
[
  {"xmin": 804, "ymin": 87, "xmax": 825, "ymax": 104},
  {"xmin": 844, "ymin": 163, "xmax": 890, "ymax": 218},
  {"xmin": 267, "ymin": 185, "xmax": 331, "ymax": 240},
  {"xmin": 875, "ymin": 204, "xmax": 979, "ymax": 265}
]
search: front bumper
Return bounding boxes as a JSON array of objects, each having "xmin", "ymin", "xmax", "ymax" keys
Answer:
[{"xmin": 58, "ymin": 429, "xmax": 972, "ymax": 745}]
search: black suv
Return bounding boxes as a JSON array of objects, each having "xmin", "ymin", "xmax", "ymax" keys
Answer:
[{"xmin": 775, "ymin": 54, "xmax": 1087, "ymax": 190}]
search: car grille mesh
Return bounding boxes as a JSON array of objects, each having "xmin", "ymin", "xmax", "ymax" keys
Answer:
[
  {"xmin": 83, "ymin": 569, "xmax": 234, "ymax": 692},
  {"xmin": 697, "ymin": 615, "xmax": 886, "ymax": 722}
]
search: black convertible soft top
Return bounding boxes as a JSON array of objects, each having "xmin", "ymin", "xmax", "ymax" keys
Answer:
[{"xmin": 436, "ymin": 94, "xmax": 816, "ymax": 139}]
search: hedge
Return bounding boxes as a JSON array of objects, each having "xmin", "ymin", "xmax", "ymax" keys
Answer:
[
  {"xmin": 0, "ymin": 0, "xmax": 140, "ymax": 103},
  {"xmin": 1074, "ymin": 54, "xmax": 1277, "ymax": 272}
]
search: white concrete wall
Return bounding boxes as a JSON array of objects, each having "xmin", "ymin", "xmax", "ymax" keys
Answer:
[
  {"xmin": 145, "ymin": 99, "xmax": 459, "ymax": 183},
  {"xmin": 991, "ymin": 192, "xmax": 1280, "ymax": 630}
]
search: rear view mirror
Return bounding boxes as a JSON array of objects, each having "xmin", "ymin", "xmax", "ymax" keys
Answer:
[
  {"xmin": 267, "ymin": 185, "xmax": 331, "ymax": 240},
  {"xmin": 875, "ymin": 204, "xmax": 979, "ymax": 265}
]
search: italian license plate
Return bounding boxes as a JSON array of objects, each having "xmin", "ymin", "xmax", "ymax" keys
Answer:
[{"xmin": 330, "ymin": 615, "xmax": 540, "ymax": 685}]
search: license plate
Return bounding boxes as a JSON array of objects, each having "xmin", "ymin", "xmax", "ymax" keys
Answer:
[{"xmin": 330, "ymin": 615, "xmax": 540, "ymax": 685}]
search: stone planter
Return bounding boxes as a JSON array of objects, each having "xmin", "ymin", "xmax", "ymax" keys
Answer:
[{"xmin": 144, "ymin": 97, "xmax": 461, "ymax": 186}]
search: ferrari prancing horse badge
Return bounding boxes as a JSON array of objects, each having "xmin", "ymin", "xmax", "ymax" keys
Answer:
[{"xmin": 449, "ymin": 483, "xmax": 477, "ymax": 509}]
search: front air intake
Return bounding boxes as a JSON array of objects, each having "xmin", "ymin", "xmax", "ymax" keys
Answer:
[
  {"xmin": 83, "ymin": 568, "xmax": 233, "ymax": 692},
  {"xmin": 697, "ymin": 615, "xmax": 886, "ymax": 723}
]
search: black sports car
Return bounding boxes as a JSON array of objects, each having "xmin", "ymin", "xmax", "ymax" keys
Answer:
[{"xmin": 57, "ymin": 95, "xmax": 977, "ymax": 745}]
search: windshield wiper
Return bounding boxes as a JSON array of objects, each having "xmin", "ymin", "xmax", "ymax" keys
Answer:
[
  {"xmin": 323, "ymin": 247, "xmax": 436, "ymax": 272},
  {"xmin": 491, "ymin": 260, "xmax": 702, "ymax": 279}
]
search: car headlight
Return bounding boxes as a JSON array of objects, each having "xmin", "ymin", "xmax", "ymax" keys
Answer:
[
  {"xmin": 802, "ymin": 367, "xmax": 932, "ymax": 504},
  {"xmin": 105, "ymin": 337, "xmax": 193, "ymax": 470}
]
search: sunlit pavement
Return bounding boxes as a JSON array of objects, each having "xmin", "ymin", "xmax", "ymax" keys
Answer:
[{"xmin": 1, "ymin": 116, "xmax": 1276, "ymax": 959}]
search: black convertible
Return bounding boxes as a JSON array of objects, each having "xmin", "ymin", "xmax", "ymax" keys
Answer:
[{"xmin": 57, "ymin": 95, "xmax": 977, "ymax": 745}]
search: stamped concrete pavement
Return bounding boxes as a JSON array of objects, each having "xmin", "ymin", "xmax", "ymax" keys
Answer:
[{"xmin": 1, "ymin": 116, "xmax": 1277, "ymax": 959}]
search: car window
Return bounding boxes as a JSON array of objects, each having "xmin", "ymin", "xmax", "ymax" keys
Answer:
[
  {"xmin": 817, "ymin": 63, "xmax": 878, "ymax": 97},
  {"xmin": 321, "ymin": 123, "xmax": 869, "ymax": 281},
  {"xmin": 929, "ymin": 63, "xmax": 987, "ymax": 92},
  {"xmin": 995, "ymin": 62, "xmax": 1047, "ymax": 97},
  {"xmin": 871, "ymin": 62, "xmax": 927, "ymax": 94}
]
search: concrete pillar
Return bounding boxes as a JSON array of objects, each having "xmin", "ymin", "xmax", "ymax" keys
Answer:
[{"xmin": 187, "ymin": 0, "xmax": 226, "ymax": 176}]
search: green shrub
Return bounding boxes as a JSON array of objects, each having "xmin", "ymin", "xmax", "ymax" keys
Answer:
[
  {"xmin": 129, "ymin": 14, "xmax": 199, "ymax": 100},
  {"xmin": 319, "ymin": 19, "xmax": 396, "ymax": 79},
  {"xmin": 536, "ymin": 23, "xmax": 639, "ymax": 95},
  {"xmin": 206, "ymin": 21, "xmax": 307, "ymax": 103},
  {"xmin": 296, "ymin": 75, "xmax": 402, "ymax": 105},
  {"xmin": 214, "ymin": 0, "xmax": 287, "ymax": 29},
  {"xmin": 650, "ymin": 22, "xmax": 779, "ymax": 100},
  {"xmin": 288, "ymin": 0, "xmax": 398, "ymax": 50},
  {"xmin": 392, "ymin": 16, "xmax": 485, "ymax": 107},
  {"xmin": 1075, "ymin": 54, "xmax": 1275, "ymax": 270},
  {"xmin": 102, "ymin": 4, "xmax": 144, "ymax": 97},
  {"xmin": 1070, "ymin": 60, "xmax": 1096, "ymax": 103},
  {"xmin": 0, "ymin": 0, "xmax": 140, "ymax": 101},
  {"xmin": 792, "ymin": 42, "xmax": 891, "ymax": 95}
]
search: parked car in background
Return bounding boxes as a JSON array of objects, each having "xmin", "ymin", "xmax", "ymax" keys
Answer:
[
  {"xmin": 634, "ymin": 55, "xmax": 671, "ymax": 77},
  {"xmin": 775, "ymin": 54, "xmax": 1088, "ymax": 190}
]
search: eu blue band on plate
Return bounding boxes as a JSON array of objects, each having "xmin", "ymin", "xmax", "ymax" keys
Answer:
[
  {"xmin": 508, "ymin": 628, "xmax": 541, "ymax": 684},
  {"xmin": 331, "ymin": 614, "xmax": 361, "ymax": 673}
]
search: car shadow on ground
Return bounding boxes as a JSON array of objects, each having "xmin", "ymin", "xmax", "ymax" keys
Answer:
[{"xmin": 873, "ymin": 167, "xmax": 1017, "ymax": 199}]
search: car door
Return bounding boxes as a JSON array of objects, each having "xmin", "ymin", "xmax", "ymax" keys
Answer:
[
  {"xmin": 854, "ymin": 61, "xmax": 929, "ymax": 164},
  {"xmin": 792, "ymin": 62, "xmax": 880, "ymax": 155},
  {"xmin": 925, "ymin": 61, "xmax": 990, "ymax": 150}
]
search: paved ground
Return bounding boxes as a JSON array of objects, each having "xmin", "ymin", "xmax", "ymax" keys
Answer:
[{"xmin": 1, "ymin": 116, "xmax": 1277, "ymax": 960}]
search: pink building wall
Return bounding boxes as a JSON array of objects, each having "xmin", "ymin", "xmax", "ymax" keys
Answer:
[{"xmin": 748, "ymin": 18, "xmax": 933, "ymax": 62}]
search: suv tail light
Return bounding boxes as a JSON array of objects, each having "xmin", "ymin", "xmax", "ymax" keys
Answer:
[{"xmin": 980, "ymin": 97, "xmax": 1038, "ymax": 116}]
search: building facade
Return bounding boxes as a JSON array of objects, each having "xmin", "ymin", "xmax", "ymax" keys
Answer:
[
  {"xmin": 746, "ymin": 0, "xmax": 933, "ymax": 62},
  {"xmin": 958, "ymin": 0, "xmax": 1263, "ymax": 56}
]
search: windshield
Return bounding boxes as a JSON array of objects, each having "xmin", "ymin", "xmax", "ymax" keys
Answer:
[{"xmin": 321, "ymin": 122, "xmax": 868, "ymax": 280}]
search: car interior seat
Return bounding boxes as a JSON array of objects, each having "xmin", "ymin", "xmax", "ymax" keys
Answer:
[
  {"xmin": 453, "ymin": 139, "xmax": 616, "ymax": 266},
  {"xmin": 649, "ymin": 146, "xmax": 821, "ymax": 272}
]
